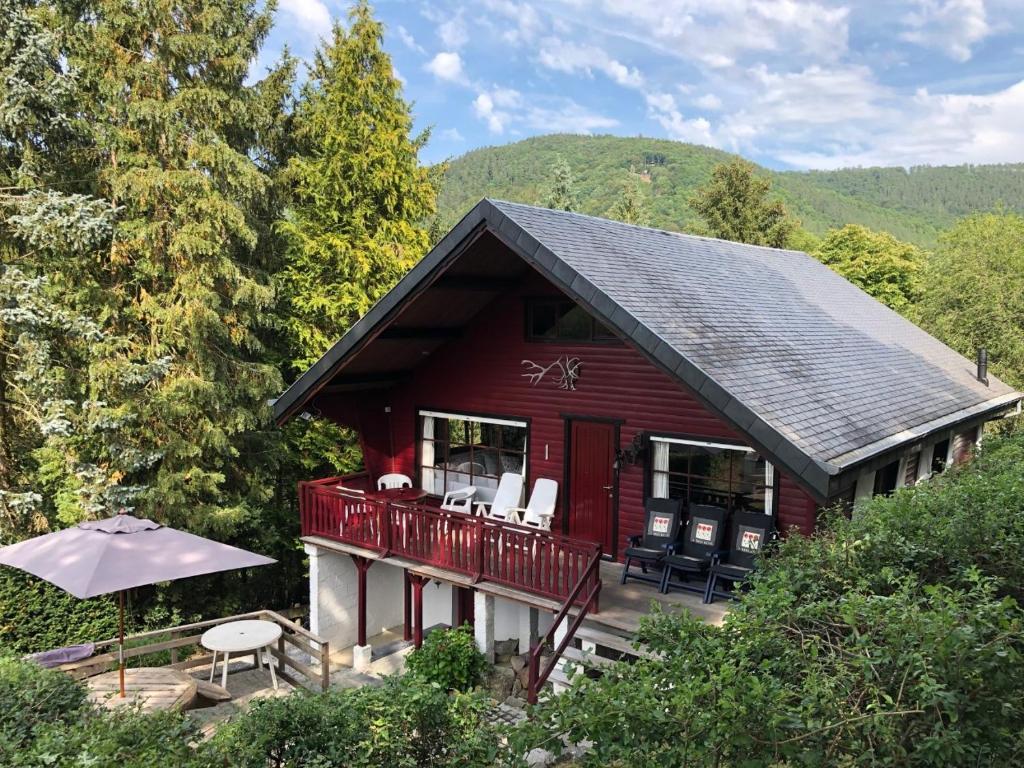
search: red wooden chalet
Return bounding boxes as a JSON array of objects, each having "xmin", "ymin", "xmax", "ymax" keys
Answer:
[{"xmin": 274, "ymin": 200, "xmax": 1021, "ymax": 700}]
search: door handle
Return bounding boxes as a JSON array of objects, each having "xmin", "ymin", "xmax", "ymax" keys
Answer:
[{"xmin": 602, "ymin": 485, "xmax": 614, "ymax": 491}]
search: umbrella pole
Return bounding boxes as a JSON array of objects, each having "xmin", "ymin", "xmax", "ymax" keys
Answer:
[{"xmin": 118, "ymin": 590, "xmax": 125, "ymax": 698}]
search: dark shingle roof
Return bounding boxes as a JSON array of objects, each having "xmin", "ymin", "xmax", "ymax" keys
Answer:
[
  {"xmin": 491, "ymin": 200, "xmax": 1017, "ymax": 466},
  {"xmin": 273, "ymin": 199, "xmax": 1021, "ymax": 500}
]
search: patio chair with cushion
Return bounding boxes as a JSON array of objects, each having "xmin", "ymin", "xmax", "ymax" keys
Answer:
[
  {"xmin": 703, "ymin": 511, "xmax": 775, "ymax": 603},
  {"xmin": 621, "ymin": 498, "xmax": 684, "ymax": 586},
  {"xmin": 377, "ymin": 473, "xmax": 413, "ymax": 490},
  {"xmin": 659, "ymin": 504, "xmax": 729, "ymax": 595},
  {"xmin": 440, "ymin": 486, "xmax": 477, "ymax": 514},
  {"xmin": 476, "ymin": 472, "xmax": 524, "ymax": 521},
  {"xmin": 512, "ymin": 479, "xmax": 559, "ymax": 530}
]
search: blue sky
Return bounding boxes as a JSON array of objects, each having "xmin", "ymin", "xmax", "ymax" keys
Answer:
[{"xmin": 262, "ymin": 0, "xmax": 1024, "ymax": 170}]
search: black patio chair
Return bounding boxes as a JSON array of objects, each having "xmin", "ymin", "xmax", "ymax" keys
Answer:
[
  {"xmin": 620, "ymin": 498, "xmax": 683, "ymax": 586},
  {"xmin": 703, "ymin": 511, "xmax": 775, "ymax": 603},
  {"xmin": 659, "ymin": 504, "xmax": 728, "ymax": 595}
]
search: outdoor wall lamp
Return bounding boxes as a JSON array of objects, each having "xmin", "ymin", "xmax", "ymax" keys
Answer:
[{"xmin": 614, "ymin": 432, "xmax": 645, "ymax": 470}]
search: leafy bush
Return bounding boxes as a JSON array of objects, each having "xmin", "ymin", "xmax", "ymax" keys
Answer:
[
  {"xmin": 0, "ymin": 569, "xmax": 120, "ymax": 654},
  {"xmin": 405, "ymin": 624, "xmax": 489, "ymax": 692},
  {"xmin": 208, "ymin": 675, "xmax": 500, "ymax": 768},
  {"xmin": 0, "ymin": 655, "xmax": 89, "ymax": 762},
  {"xmin": 511, "ymin": 433, "xmax": 1024, "ymax": 767},
  {"xmin": 14, "ymin": 707, "xmax": 206, "ymax": 768}
]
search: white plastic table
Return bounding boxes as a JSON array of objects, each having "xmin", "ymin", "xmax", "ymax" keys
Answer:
[{"xmin": 201, "ymin": 619, "xmax": 282, "ymax": 691}]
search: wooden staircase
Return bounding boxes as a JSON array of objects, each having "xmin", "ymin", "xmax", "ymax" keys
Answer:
[{"xmin": 543, "ymin": 621, "xmax": 659, "ymax": 694}]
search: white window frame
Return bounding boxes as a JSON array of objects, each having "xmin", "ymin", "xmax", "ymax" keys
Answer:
[
  {"xmin": 418, "ymin": 410, "xmax": 528, "ymax": 502},
  {"xmin": 649, "ymin": 436, "xmax": 774, "ymax": 515}
]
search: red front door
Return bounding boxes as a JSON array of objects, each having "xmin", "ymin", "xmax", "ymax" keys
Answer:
[{"xmin": 567, "ymin": 419, "xmax": 617, "ymax": 557}]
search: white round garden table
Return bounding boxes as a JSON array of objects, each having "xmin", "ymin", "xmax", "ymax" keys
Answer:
[{"xmin": 201, "ymin": 619, "xmax": 281, "ymax": 692}]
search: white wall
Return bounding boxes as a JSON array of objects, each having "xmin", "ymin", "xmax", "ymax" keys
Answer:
[
  {"xmin": 305, "ymin": 545, "xmax": 404, "ymax": 651},
  {"xmin": 306, "ymin": 544, "xmax": 557, "ymax": 654}
]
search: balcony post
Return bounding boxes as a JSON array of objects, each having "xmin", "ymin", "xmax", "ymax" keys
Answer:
[
  {"xmin": 408, "ymin": 574, "xmax": 427, "ymax": 649},
  {"xmin": 402, "ymin": 569, "xmax": 411, "ymax": 641}
]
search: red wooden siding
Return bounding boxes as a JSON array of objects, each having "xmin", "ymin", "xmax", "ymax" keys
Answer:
[{"xmin": 316, "ymin": 271, "xmax": 820, "ymax": 557}]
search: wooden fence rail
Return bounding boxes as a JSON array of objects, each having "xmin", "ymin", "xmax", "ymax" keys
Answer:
[
  {"xmin": 299, "ymin": 477, "xmax": 602, "ymax": 603},
  {"xmin": 56, "ymin": 608, "xmax": 330, "ymax": 692}
]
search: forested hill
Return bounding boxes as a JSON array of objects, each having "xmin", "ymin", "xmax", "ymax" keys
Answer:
[{"xmin": 436, "ymin": 134, "xmax": 1024, "ymax": 247}]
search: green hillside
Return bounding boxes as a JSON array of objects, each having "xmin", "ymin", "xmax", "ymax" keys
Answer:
[{"xmin": 436, "ymin": 134, "xmax": 1024, "ymax": 248}]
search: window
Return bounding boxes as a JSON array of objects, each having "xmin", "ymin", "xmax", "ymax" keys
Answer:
[
  {"xmin": 873, "ymin": 459, "xmax": 901, "ymax": 496},
  {"xmin": 650, "ymin": 436, "xmax": 774, "ymax": 513},
  {"xmin": 930, "ymin": 438, "xmax": 950, "ymax": 475},
  {"xmin": 419, "ymin": 411, "xmax": 527, "ymax": 504},
  {"xmin": 526, "ymin": 299, "xmax": 617, "ymax": 343}
]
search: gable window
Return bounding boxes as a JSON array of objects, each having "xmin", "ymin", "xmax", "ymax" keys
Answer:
[
  {"xmin": 649, "ymin": 436, "xmax": 774, "ymax": 514},
  {"xmin": 525, "ymin": 299, "xmax": 617, "ymax": 343},
  {"xmin": 419, "ymin": 410, "xmax": 527, "ymax": 504}
]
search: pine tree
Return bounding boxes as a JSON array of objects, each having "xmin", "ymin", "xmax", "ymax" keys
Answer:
[
  {"xmin": 279, "ymin": 1, "xmax": 439, "ymax": 371},
  {"xmin": 539, "ymin": 156, "xmax": 580, "ymax": 212},
  {"xmin": 688, "ymin": 160, "xmax": 795, "ymax": 247},
  {"xmin": 607, "ymin": 175, "xmax": 650, "ymax": 226}
]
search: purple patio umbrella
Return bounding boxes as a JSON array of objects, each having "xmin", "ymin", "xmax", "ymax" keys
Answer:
[{"xmin": 0, "ymin": 513, "xmax": 275, "ymax": 697}]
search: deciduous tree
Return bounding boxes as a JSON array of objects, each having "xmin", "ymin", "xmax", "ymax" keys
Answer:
[
  {"xmin": 814, "ymin": 224, "xmax": 925, "ymax": 313},
  {"xmin": 915, "ymin": 212, "xmax": 1024, "ymax": 389}
]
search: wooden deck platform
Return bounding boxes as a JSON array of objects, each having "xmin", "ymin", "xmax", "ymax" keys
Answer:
[{"xmin": 87, "ymin": 667, "xmax": 197, "ymax": 713}]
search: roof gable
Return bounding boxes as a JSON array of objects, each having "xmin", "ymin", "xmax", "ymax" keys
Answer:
[{"xmin": 273, "ymin": 199, "xmax": 1021, "ymax": 500}]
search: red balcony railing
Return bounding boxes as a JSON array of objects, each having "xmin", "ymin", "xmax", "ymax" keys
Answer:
[{"xmin": 298, "ymin": 474, "xmax": 601, "ymax": 603}]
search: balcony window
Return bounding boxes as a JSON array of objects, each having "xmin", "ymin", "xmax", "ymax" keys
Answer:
[
  {"xmin": 650, "ymin": 436, "xmax": 774, "ymax": 513},
  {"xmin": 419, "ymin": 410, "xmax": 528, "ymax": 504}
]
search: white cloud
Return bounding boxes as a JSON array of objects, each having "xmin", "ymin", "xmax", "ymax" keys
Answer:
[
  {"xmin": 425, "ymin": 52, "xmax": 466, "ymax": 83},
  {"xmin": 579, "ymin": 0, "xmax": 850, "ymax": 64},
  {"xmin": 440, "ymin": 127, "xmax": 465, "ymax": 142},
  {"xmin": 901, "ymin": 0, "xmax": 991, "ymax": 62},
  {"xmin": 482, "ymin": 0, "xmax": 544, "ymax": 44},
  {"xmin": 396, "ymin": 25, "xmax": 426, "ymax": 54},
  {"xmin": 473, "ymin": 85, "xmax": 617, "ymax": 134},
  {"xmin": 438, "ymin": 11, "xmax": 469, "ymax": 49},
  {"xmin": 644, "ymin": 92, "xmax": 717, "ymax": 146},
  {"xmin": 537, "ymin": 37, "xmax": 644, "ymax": 88},
  {"xmin": 278, "ymin": 0, "xmax": 332, "ymax": 38},
  {"xmin": 473, "ymin": 89, "xmax": 520, "ymax": 133},
  {"xmin": 694, "ymin": 93, "xmax": 723, "ymax": 110}
]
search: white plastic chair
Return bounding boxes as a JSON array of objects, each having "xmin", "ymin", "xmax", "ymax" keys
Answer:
[
  {"xmin": 511, "ymin": 479, "xmax": 559, "ymax": 531},
  {"xmin": 377, "ymin": 473, "xmax": 413, "ymax": 490},
  {"xmin": 476, "ymin": 473, "xmax": 524, "ymax": 521},
  {"xmin": 441, "ymin": 486, "xmax": 477, "ymax": 514}
]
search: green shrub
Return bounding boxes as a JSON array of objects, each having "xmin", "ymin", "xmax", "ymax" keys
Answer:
[
  {"xmin": 208, "ymin": 675, "xmax": 500, "ymax": 768},
  {"xmin": 405, "ymin": 624, "xmax": 489, "ymax": 692},
  {"xmin": 0, "ymin": 569, "xmax": 120, "ymax": 654},
  {"xmin": 0, "ymin": 655, "xmax": 89, "ymax": 762},
  {"xmin": 511, "ymin": 432, "xmax": 1024, "ymax": 767},
  {"xmin": 14, "ymin": 707, "xmax": 207, "ymax": 768}
]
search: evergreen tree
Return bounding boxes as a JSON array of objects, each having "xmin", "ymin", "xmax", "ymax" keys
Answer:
[
  {"xmin": 607, "ymin": 175, "xmax": 649, "ymax": 226},
  {"xmin": 814, "ymin": 225, "xmax": 925, "ymax": 313},
  {"xmin": 688, "ymin": 160, "xmax": 794, "ymax": 247},
  {"xmin": 279, "ymin": 1, "xmax": 438, "ymax": 371},
  {"xmin": 539, "ymin": 155, "xmax": 579, "ymax": 212},
  {"xmin": 0, "ymin": 0, "xmax": 296, "ymax": 543}
]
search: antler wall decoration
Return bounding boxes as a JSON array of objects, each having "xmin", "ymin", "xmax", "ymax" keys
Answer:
[{"xmin": 521, "ymin": 356, "xmax": 582, "ymax": 391}]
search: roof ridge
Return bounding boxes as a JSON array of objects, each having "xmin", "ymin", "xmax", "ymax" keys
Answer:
[{"xmin": 486, "ymin": 197, "xmax": 809, "ymax": 257}]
